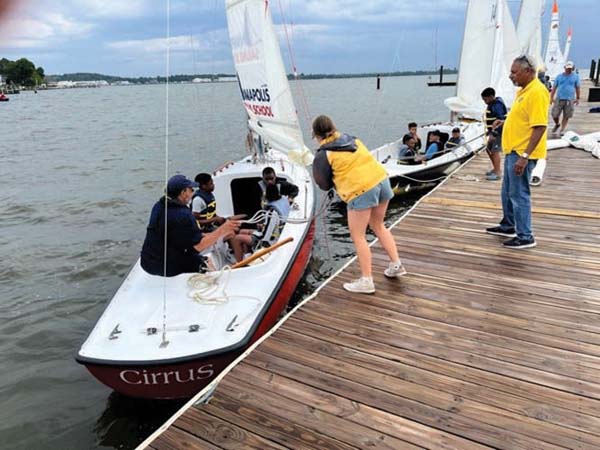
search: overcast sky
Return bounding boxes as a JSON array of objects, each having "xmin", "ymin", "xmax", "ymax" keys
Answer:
[{"xmin": 0, "ymin": 0, "xmax": 597, "ymax": 76}]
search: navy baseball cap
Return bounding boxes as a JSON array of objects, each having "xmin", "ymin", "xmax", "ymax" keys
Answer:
[{"xmin": 167, "ymin": 174, "xmax": 198, "ymax": 196}]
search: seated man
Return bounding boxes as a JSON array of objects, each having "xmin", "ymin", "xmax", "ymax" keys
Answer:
[
  {"xmin": 397, "ymin": 134, "xmax": 419, "ymax": 165},
  {"xmin": 445, "ymin": 127, "xmax": 465, "ymax": 150},
  {"xmin": 140, "ymin": 174, "xmax": 239, "ymax": 277},
  {"xmin": 232, "ymin": 184, "xmax": 290, "ymax": 261},
  {"xmin": 192, "ymin": 173, "xmax": 225, "ymax": 232},
  {"xmin": 417, "ymin": 130, "xmax": 442, "ymax": 162},
  {"xmin": 258, "ymin": 166, "xmax": 299, "ymax": 207}
]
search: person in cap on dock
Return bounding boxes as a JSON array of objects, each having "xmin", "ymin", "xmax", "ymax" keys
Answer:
[
  {"xmin": 312, "ymin": 115, "xmax": 406, "ymax": 294},
  {"xmin": 550, "ymin": 61, "xmax": 581, "ymax": 136},
  {"xmin": 445, "ymin": 127, "xmax": 465, "ymax": 151},
  {"xmin": 140, "ymin": 174, "xmax": 240, "ymax": 276},
  {"xmin": 486, "ymin": 55, "xmax": 549, "ymax": 249},
  {"xmin": 481, "ymin": 87, "xmax": 507, "ymax": 181}
]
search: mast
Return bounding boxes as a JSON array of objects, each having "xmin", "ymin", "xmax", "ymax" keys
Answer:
[{"xmin": 544, "ymin": 0, "xmax": 564, "ymax": 80}]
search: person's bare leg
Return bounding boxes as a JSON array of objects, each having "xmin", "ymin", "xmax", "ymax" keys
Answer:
[
  {"xmin": 229, "ymin": 236, "xmax": 244, "ymax": 262},
  {"xmin": 368, "ymin": 200, "xmax": 399, "ymax": 262},
  {"xmin": 347, "ymin": 208, "xmax": 373, "ymax": 277},
  {"xmin": 491, "ymin": 151, "xmax": 501, "ymax": 175},
  {"xmin": 560, "ymin": 115, "xmax": 569, "ymax": 133}
]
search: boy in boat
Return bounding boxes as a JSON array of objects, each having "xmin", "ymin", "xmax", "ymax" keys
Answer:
[
  {"xmin": 397, "ymin": 134, "xmax": 419, "ymax": 165},
  {"xmin": 445, "ymin": 127, "xmax": 465, "ymax": 150},
  {"xmin": 416, "ymin": 130, "xmax": 441, "ymax": 162},
  {"xmin": 140, "ymin": 175, "xmax": 240, "ymax": 277},
  {"xmin": 481, "ymin": 87, "xmax": 507, "ymax": 181},
  {"xmin": 403, "ymin": 122, "xmax": 422, "ymax": 152},
  {"xmin": 258, "ymin": 167, "xmax": 299, "ymax": 207},
  {"xmin": 193, "ymin": 172, "xmax": 254, "ymax": 263},
  {"xmin": 192, "ymin": 173, "xmax": 226, "ymax": 232}
]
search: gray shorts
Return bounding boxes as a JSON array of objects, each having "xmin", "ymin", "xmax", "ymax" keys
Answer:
[
  {"xmin": 347, "ymin": 178, "xmax": 394, "ymax": 210},
  {"xmin": 486, "ymin": 134, "xmax": 502, "ymax": 153},
  {"xmin": 552, "ymin": 99, "xmax": 574, "ymax": 120}
]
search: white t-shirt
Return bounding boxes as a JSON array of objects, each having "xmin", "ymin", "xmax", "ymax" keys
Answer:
[{"xmin": 191, "ymin": 196, "xmax": 207, "ymax": 214}]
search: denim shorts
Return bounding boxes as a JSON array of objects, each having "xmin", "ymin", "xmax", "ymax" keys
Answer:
[{"xmin": 347, "ymin": 178, "xmax": 394, "ymax": 210}]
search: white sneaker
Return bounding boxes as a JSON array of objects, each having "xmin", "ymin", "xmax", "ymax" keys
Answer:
[
  {"xmin": 384, "ymin": 261, "xmax": 407, "ymax": 278},
  {"xmin": 343, "ymin": 277, "xmax": 375, "ymax": 294}
]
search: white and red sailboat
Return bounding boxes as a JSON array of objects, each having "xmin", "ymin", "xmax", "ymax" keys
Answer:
[{"xmin": 76, "ymin": 0, "xmax": 315, "ymax": 399}]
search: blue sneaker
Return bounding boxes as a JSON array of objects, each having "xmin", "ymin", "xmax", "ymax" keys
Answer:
[{"xmin": 486, "ymin": 172, "xmax": 501, "ymax": 181}]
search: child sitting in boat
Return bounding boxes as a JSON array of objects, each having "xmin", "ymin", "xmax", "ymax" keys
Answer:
[
  {"xmin": 192, "ymin": 173, "xmax": 226, "ymax": 232},
  {"xmin": 258, "ymin": 167, "xmax": 299, "ymax": 207},
  {"xmin": 417, "ymin": 130, "xmax": 442, "ymax": 162},
  {"xmin": 445, "ymin": 127, "xmax": 465, "ymax": 150},
  {"xmin": 397, "ymin": 134, "xmax": 420, "ymax": 165}
]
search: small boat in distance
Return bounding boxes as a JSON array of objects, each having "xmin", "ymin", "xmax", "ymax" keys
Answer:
[
  {"xmin": 373, "ymin": 0, "xmax": 521, "ymax": 193},
  {"xmin": 0, "ymin": 93, "xmax": 9, "ymax": 102},
  {"xmin": 76, "ymin": 0, "xmax": 315, "ymax": 399}
]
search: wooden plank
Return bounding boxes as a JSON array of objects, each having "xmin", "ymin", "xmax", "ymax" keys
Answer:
[
  {"xmin": 227, "ymin": 363, "xmax": 493, "ymax": 450},
  {"xmin": 217, "ymin": 372, "xmax": 423, "ymax": 450},
  {"xmin": 200, "ymin": 394, "xmax": 359, "ymax": 450},
  {"xmin": 284, "ymin": 316, "xmax": 600, "ymax": 418},
  {"xmin": 173, "ymin": 407, "xmax": 288, "ymax": 450},
  {"xmin": 150, "ymin": 426, "xmax": 221, "ymax": 450},
  {"xmin": 422, "ymin": 196, "xmax": 600, "ymax": 218},
  {"xmin": 244, "ymin": 350, "xmax": 569, "ymax": 450}
]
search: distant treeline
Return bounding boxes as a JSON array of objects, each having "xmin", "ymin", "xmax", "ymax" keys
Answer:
[{"xmin": 46, "ymin": 69, "xmax": 457, "ymax": 84}]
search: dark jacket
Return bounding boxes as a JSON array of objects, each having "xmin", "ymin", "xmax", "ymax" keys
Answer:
[{"xmin": 140, "ymin": 197, "xmax": 205, "ymax": 277}]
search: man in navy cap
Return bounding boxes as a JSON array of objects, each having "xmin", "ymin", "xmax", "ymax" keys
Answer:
[{"xmin": 141, "ymin": 174, "xmax": 239, "ymax": 276}]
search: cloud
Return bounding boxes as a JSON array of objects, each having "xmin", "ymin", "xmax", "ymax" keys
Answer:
[
  {"xmin": 106, "ymin": 29, "xmax": 229, "ymax": 54},
  {"xmin": 0, "ymin": 13, "xmax": 94, "ymax": 49},
  {"xmin": 66, "ymin": 0, "xmax": 149, "ymax": 19}
]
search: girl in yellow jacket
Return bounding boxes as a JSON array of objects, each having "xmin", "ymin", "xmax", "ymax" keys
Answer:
[{"xmin": 312, "ymin": 115, "xmax": 406, "ymax": 294}]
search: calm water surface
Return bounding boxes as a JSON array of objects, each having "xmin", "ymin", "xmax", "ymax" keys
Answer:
[{"xmin": 0, "ymin": 77, "xmax": 453, "ymax": 449}]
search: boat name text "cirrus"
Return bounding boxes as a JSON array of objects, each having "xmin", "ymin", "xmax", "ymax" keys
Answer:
[{"xmin": 118, "ymin": 365, "xmax": 214, "ymax": 385}]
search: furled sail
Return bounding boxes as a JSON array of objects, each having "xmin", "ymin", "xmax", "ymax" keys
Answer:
[
  {"xmin": 563, "ymin": 27, "xmax": 572, "ymax": 62},
  {"xmin": 445, "ymin": 0, "xmax": 520, "ymax": 119},
  {"xmin": 516, "ymin": 0, "xmax": 545, "ymax": 70},
  {"xmin": 226, "ymin": 0, "xmax": 311, "ymax": 164}
]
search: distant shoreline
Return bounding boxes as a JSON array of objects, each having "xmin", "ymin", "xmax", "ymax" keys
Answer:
[{"xmin": 45, "ymin": 70, "xmax": 457, "ymax": 85}]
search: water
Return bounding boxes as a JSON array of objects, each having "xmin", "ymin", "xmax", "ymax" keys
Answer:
[{"xmin": 0, "ymin": 77, "xmax": 454, "ymax": 450}]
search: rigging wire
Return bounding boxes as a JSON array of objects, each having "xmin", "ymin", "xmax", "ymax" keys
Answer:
[
  {"xmin": 161, "ymin": 0, "xmax": 171, "ymax": 349},
  {"xmin": 276, "ymin": 0, "xmax": 312, "ymax": 128}
]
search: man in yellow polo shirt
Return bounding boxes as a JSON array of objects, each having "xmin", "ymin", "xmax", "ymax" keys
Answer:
[{"xmin": 486, "ymin": 55, "xmax": 549, "ymax": 249}]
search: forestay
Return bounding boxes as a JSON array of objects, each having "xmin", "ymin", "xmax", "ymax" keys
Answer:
[
  {"xmin": 444, "ymin": 0, "xmax": 520, "ymax": 119},
  {"xmin": 226, "ymin": 0, "xmax": 310, "ymax": 163}
]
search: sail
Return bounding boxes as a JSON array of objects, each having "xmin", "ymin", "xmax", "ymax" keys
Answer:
[
  {"xmin": 516, "ymin": 0, "xmax": 545, "ymax": 69},
  {"xmin": 225, "ymin": 0, "xmax": 309, "ymax": 161},
  {"xmin": 563, "ymin": 27, "xmax": 572, "ymax": 62},
  {"xmin": 544, "ymin": 0, "xmax": 565, "ymax": 80},
  {"xmin": 445, "ymin": 0, "xmax": 519, "ymax": 119}
]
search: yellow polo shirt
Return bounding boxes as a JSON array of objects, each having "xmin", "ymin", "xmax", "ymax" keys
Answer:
[{"xmin": 502, "ymin": 78, "xmax": 550, "ymax": 160}]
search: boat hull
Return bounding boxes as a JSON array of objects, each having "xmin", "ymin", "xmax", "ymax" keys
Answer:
[
  {"xmin": 82, "ymin": 220, "xmax": 315, "ymax": 399},
  {"xmin": 390, "ymin": 152, "xmax": 473, "ymax": 190}
]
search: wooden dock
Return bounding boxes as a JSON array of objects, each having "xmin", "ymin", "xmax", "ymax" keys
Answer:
[{"xmin": 141, "ymin": 86, "xmax": 600, "ymax": 449}]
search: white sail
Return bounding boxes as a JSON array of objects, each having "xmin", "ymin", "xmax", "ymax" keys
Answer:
[
  {"xmin": 516, "ymin": 0, "xmax": 545, "ymax": 69},
  {"xmin": 445, "ymin": 0, "xmax": 519, "ymax": 119},
  {"xmin": 544, "ymin": 0, "xmax": 565, "ymax": 80},
  {"xmin": 225, "ymin": 0, "xmax": 309, "ymax": 161},
  {"xmin": 563, "ymin": 27, "xmax": 572, "ymax": 62}
]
